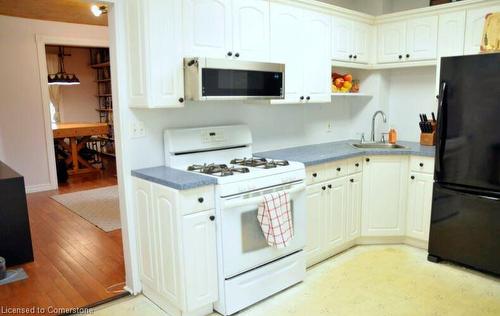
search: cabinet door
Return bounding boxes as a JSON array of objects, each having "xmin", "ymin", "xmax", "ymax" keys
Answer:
[
  {"xmin": 346, "ymin": 173, "xmax": 362, "ymax": 241},
  {"xmin": 438, "ymin": 11, "xmax": 466, "ymax": 57},
  {"xmin": 331, "ymin": 16, "xmax": 353, "ymax": 62},
  {"xmin": 305, "ymin": 183, "xmax": 324, "ymax": 266},
  {"xmin": 153, "ymin": 185, "xmax": 182, "ymax": 306},
  {"xmin": 148, "ymin": 0, "xmax": 184, "ymax": 107},
  {"xmin": 406, "ymin": 173, "xmax": 433, "ymax": 242},
  {"xmin": 324, "ymin": 178, "xmax": 347, "ymax": 250},
  {"xmin": 270, "ymin": 3, "xmax": 304, "ymax": 103},
  {"xmin": 232, "ymin": 0, "xmax": 270, "ymax": 62},
  {"xmin": 133, "ymin": 179, "xmax": 158, "ymax": 290},
  {"xmin": 125, "ymin": 0, "xmax": 184, "ymax": 108},
  {"xmin": 406, "ymin": 16, "xmax": 438, "ymax": 61},
  {"xmin": 464, "ymin": 6, "xmax": 500, "ymax": 55},
  {"xmin": 183, "ymin": 0, "xmax": 232, "ymax": 58},
  {"xmin": 377, "ymin": 21, "xmax": 406, "ymax": 63},
  {"xmin": 362, "ymin": 156, "xmax": 408, "ymax": 236},
  {"xmin": 352, "ymin": 21, "xmax": 371, "ymax": 64},
  {"xmin": 302, "ymin": 9, "xmax": 331, "ymax": 103},
  {"xmin": 182, "ymin": 210, "xmax": 218, "ymax": 311}
]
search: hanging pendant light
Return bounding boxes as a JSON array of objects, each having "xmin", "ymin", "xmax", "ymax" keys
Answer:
[{"xmin": 48, "ymin": 46, "xmax": 80, "ymax": 86}]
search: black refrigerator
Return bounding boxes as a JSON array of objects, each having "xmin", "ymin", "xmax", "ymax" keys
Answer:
[{"xmin": 428, "ymin": 53, "xmax": 500, "ymax": 275}]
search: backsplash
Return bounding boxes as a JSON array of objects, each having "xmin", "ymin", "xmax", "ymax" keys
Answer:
[{"xmin": 128, "ymin": 68, "xmax": 435, "ymax": 170}]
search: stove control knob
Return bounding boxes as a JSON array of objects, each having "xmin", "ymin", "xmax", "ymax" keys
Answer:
[
  {"xmin": 312, "ymin": 172, "xmax": 318, "ymax": 178},
  {"xmin": 198, "ymin": 197, "xmax": 204, "ymax": 203},
  {"xmin": 209, "ymin": 215, "xmax": 215, "ymax": 221}
]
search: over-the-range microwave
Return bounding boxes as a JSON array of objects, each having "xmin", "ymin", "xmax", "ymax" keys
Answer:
[{"xmin": 183, "ymin": 57, "xmax": 285, "ymax": 101}]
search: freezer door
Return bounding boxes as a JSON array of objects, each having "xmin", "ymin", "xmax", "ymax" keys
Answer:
[
  {"xmin": 435, "ymin": 53, "xmax": 500, "ymax": 192},
  {"xmin": 428, "ymin": 183, "xmax": 500, "ymax": 275}
]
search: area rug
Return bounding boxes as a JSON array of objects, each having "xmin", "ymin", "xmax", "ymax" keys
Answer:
[
  {"xmin": 234, "ymin": 245, "xmax": 500, "ymax": 316},
  {"xmin": 51, "ymin": 185, "xmax": 120, "ymax": 232}
]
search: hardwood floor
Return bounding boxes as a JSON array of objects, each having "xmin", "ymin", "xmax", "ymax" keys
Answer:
[{"xmin": 0, "ymin": 158, "xmax": 125, "ymax": 315}]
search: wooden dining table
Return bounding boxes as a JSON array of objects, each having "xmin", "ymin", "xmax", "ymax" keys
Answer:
[{"xmin": 52, "ymin": 122, "xmax": 109, "ymax": 175}]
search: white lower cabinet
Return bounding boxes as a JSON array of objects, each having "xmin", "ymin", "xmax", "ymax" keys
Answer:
[
  {"xmin": 305, "ymin": 162, "xmax": 361, "ymax": 267},
  {"xmin": 323, "ymin": 177, "xmax": 348, "ymax": 250},
  {"xmin": 406, "ymin": 172, "xmax": 434, "ymax": 243},
  {"xmin": 361, "ymin": 156, "xmax": 409, "ymax": 237},
  {"xmin": 346, "ymin": 173, "xmax": 362, "ymax": 241},
  {"xmin": 133, "ymin": 178, "xmax": 217, "ymax": 316}
]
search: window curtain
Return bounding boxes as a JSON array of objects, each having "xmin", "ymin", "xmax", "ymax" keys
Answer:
[{"xmin": 46, "ymin": 54, "xmax": 62, "ymax": 123}]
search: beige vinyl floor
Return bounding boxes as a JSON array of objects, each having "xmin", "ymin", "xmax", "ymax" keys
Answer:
[{"xmin": 87, "ymin": 245, "xmax": 500, "ymax": 316}]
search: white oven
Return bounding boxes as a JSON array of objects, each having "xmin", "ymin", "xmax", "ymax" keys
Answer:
[{"xmin": 219, "ymin": 180, "xmax": 306, "ymax": 278}]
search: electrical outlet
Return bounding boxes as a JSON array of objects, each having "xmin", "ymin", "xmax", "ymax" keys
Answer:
[
  {"xmin": 131, "ymin": 121, "xmax": 146, "ymax": 138},
  {"xmin": 326, "ymin": 121, "xmax": 333, "ymax": 133}
]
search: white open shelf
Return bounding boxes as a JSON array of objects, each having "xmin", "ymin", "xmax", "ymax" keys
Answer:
[{"xmin": 331, "ymin": 92, "xmax": 372, "ymax": 97}]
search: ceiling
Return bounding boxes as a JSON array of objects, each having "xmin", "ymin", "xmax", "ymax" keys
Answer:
[{"xmin": 0, "ymin": 0, "xmax": 107, "ymax": 26}]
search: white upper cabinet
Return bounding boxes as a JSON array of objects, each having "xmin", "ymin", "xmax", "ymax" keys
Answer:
[
  {"xmin": 377, "ymin": 21, "xmax": 406, "ymax": 63},
  {"xmin": 464, "ymin": 5, "xmax": 500, "ymax": 55},
  {"xmin": 183, "ymin": 0, "xmax": 232, "ymax": 58},
  {"xmin": 331, "ymin": 16, "xmax": 353, "ymax": 61},
  {"xmin": 378, "ymin": 16, "xmax": 437, "ymax": 63},
  {"xmin": 126, "ymin": 0, "xmax": 184, "ymax": 108},
  {"xmin": 270, "ymin": 2, "xmax": 304, "ymax": 103},
  {"xmin": 332, "ymin": 17, "xmax": 371, "ymax": 64},
  {"xmin": 302, "ymin": 9, "xmax": 331, "ymax": 103},
  {"xmin": 352, "ymin": 21, "xmax": 371, "ymax": 63},
  {"xmin": 270, "ymin": 3, "xmax": 330, "ymax": 104},
  {"xmin": 183, "ymin": 0, "xmax": 270, "ymax": 60},
  {"xmin": 406, "ymin": 16, "xmax": 438, "ymax": 61},
  {"xmin": 438, "ymin": 11, "xmax": 466, "ymax": 57},
  {"xmin": 232, "ymin": 0, "xmax": 270, "ymax": 61}
]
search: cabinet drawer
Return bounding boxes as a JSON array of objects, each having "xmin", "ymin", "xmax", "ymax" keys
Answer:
[
  {"xmin": 330, "ymin": 160, "xmax": 348, "ymax": 179},
  {"xmin": 306, "ymin": 163, "xmax": 333, "ymax": 185},
  {"xmin": 348, "ymin": 157, "xmax": 363, "ymax": 174},
  {"xmin": 180, "ymin": 186, "xmax": 215, "ymax": 214},
  {"xmin": 410, "ymin": 156, "xmax": 434, "ymax": 174}
]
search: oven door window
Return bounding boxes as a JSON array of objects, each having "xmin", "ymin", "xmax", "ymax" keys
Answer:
[
  {"xmin": 202, "ymin": 68, "xmax": 283, "ymax": 97},
  {"xmin": 241, "ymin": 202, "xmax": 294, "ymax": 253}
]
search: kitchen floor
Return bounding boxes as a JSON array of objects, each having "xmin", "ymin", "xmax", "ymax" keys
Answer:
[
  {"xmin": 0, "ymin": 162, "xmax": 125, "ymax": 314},
  {"xmin": 89, "ymin": 245, "xmax": 500, "ymax": 316}
]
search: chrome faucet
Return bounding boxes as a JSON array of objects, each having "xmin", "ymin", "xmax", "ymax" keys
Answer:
[{"xmin": 371, "ymin": 110, "xmax": 387, "ymax": 142}]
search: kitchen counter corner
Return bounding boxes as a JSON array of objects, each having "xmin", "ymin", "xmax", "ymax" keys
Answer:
[{"xmin": 132, "ymin": 166, "xmax": 216, "ymax": 190}]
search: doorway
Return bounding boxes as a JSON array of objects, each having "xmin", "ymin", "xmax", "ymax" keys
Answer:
[{"xmin": 0, "ymin": 39, "xmax": 127, "ymax": 312}]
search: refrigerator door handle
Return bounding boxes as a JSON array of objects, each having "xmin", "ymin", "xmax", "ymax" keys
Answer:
[
  {"xmin": 435, "ymin": 81, "xmax": 447, "ymax": 175},
  {"xmin": 479, "ymin": 195, "xmax": 500, "ymax": 201}
]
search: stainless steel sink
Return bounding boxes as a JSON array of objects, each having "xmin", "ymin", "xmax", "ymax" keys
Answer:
[{"xmin": 351, "ymin": 143, "xmax": 408, "ymax": 149}]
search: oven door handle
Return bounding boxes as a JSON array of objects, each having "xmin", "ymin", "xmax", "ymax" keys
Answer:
[{"xmin": 222, "ymin": 184, "xmax": 306, "ymax": 209}]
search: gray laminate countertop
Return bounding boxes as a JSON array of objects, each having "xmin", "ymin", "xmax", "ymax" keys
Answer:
[
  {"xmin": 132, "ymin": 166, "xmax": 216, "ymax": 190},
  {"xmin": 132, "ymin": 140, "xmax": 435, "ymax": 190},
  {"xmin": 255, "ymin": 140, "xmax": 435, "ymax": 166}
]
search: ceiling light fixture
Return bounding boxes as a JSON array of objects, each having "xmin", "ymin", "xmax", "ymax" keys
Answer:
[
  {"xmin": 91, "ymin": 4, "xmax": 108, "ymax": 17},
  {"xmin": 47, "ymin": 47, "xmax": 80, "ymax": 86}
]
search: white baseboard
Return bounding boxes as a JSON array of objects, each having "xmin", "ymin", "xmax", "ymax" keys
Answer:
[{"xmin": 25, "ymin": 183, "xmax": 56, "ymax": 193}]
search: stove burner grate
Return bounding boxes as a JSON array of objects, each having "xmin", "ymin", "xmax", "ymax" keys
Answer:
[
  {"xmin": 187, "ymin": 164, "xmax": 250, "ymax": 177},
  {"xmin": 230, "ymin": 157, "xmax": 289, "ymax": 169}
]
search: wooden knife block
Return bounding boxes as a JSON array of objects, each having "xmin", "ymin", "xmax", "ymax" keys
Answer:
[{"xmin": 420, "ymin": 121, "xmax": 437, "ymax": 146}]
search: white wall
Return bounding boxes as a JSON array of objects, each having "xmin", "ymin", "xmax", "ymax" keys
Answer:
[
  {"xmin": 318, "ymin": 0, "xmax": 429, "ymax": 15},
  {"xmin": 56, "ymin": 47, "xmax": 100, "ymax": 123},
  {"xmin": 0, "ymin": 15, "xmax": 108, "ymax": 190},
  {"xmin": 387, "ymin": 66, "xmax": 438, "ymax": 141}
]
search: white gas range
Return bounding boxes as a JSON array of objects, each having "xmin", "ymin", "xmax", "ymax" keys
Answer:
[{"xmin": 164, "ymin": 125, "xmax": 307, "ymax": 315}]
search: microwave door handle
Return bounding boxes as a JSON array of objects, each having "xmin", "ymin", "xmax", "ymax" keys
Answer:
[{"xmin": 222, "ymin": 184, "xmax": 305, "ymax": 209}]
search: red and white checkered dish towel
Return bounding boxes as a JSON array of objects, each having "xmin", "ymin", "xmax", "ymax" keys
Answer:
[{"xmin": 257, "ymin": 192, "xmax": 294, "ymax": 248}]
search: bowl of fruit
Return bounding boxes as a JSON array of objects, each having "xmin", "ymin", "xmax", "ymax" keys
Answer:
[{"xmin": 332, "ymin": 73, "xmax": 358, "ymax": 93}]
